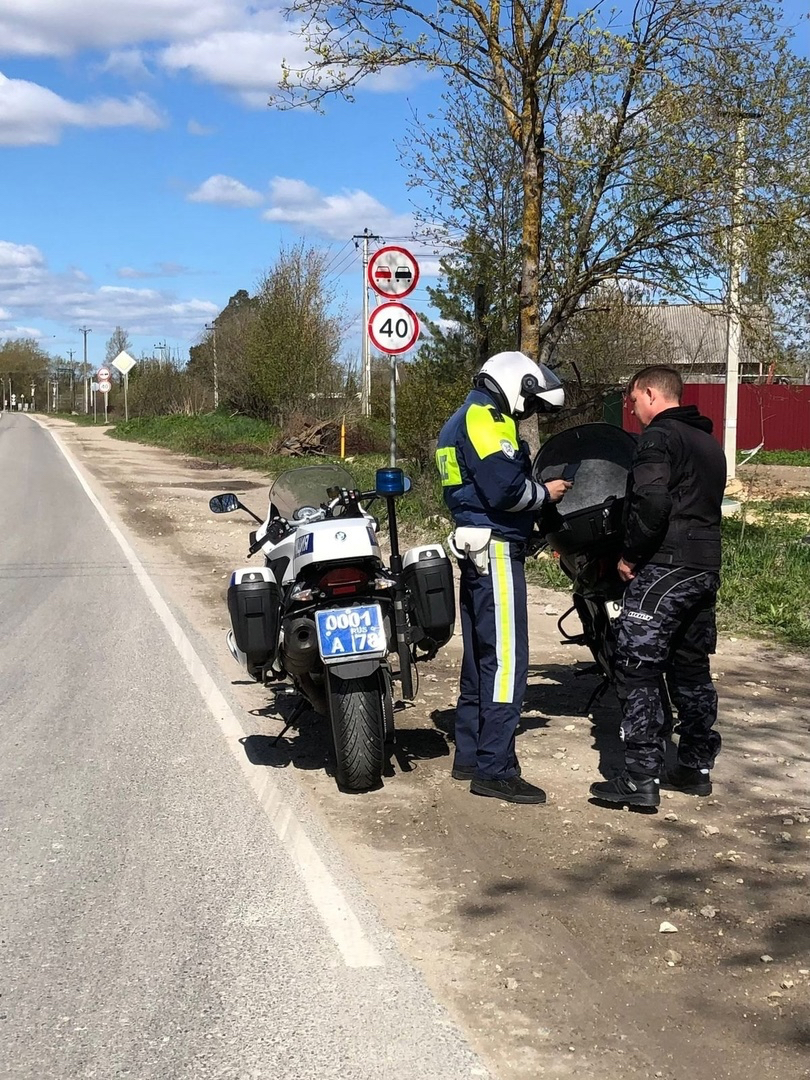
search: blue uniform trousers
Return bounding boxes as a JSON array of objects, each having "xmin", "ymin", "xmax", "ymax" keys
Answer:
[{"xmin": 454, "ymin": 540, "xmax": 528, "ymax": 780}]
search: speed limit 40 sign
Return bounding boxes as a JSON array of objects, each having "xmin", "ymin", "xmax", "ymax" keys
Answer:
[{"xmin": 368, "ymin": 302, "xmax": 420, "ymax": 355}]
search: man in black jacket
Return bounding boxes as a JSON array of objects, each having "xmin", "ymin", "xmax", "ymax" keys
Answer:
[{"xmin": 590, "ymin": 366, "xmax": 727, "ymax": 808}]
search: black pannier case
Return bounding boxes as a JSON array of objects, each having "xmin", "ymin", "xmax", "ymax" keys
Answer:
[
  {"xmin": 403, "ymin": 545, "xmax": 456, "ymax": 649},
  {"xmin": 227, "ymin": 569, "xmax": 281, "ymax": 670}
]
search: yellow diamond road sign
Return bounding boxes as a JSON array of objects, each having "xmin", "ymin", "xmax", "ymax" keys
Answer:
[{"xmin": 111, "ymin": 351, "xmax": 136, "ymax": 376}]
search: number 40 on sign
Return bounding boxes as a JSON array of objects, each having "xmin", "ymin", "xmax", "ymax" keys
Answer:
[{"xmin": 368, "ymin": 301, "xmax": 420, "ymax": 356}]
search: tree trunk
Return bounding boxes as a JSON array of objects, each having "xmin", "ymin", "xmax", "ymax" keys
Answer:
[{"xmin": 520, "ymin": 138, "xmax": 541, "ymax": 360}]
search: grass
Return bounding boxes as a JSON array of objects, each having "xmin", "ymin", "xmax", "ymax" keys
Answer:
[
  {"xmin": 738, "ymin": 449, "xmax": 810, "ymax": 467},
  {"xmin": 110, "ymin": 413, "xmax": 279, "ymax": 466},
  {"xmin": 526, "ymin": 502, "xmax": 810, "ymax": 650},
  {"xmin": 48, "ymin": 410, "xmax": 108, "ymax": 427},
  {"xmin": 718, "ymin": 498, "xmax": 810, "ymax": 649},
  {"xmin": 107, "ymin": 413, "xmax": 446, "ymax": 540},
  {"xmin": 526, "ymin": 551, "xmax": 570, "ymax": 591},
  {"xmin": 53, "ymin": 410, "xmax": 810, "ymax": 650}
]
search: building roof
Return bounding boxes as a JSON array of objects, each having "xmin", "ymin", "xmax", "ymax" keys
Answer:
[{"xmin": 641, "ymin": 302, "xmax": 758, "ymax": 370}]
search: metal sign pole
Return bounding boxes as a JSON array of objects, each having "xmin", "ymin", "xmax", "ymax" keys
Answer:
[
  {"xmin": 124, "ymin": 372, "xmax": 129, "ymax": 421},
  {"xmin": 390, "ymin": 354, "xmax": 397, "ymax": 466}
]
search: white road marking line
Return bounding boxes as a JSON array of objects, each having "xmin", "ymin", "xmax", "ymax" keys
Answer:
[{"xmin": 47, "ymin": 424, "xmax": 383, "ymax": 970}]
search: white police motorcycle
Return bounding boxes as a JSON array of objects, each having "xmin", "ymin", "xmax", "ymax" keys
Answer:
[{"xmin": 210, "ymin": 465, "xmax": 455, "ymax": 792}]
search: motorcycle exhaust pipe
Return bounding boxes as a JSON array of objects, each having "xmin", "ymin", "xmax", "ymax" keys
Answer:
[{"xmin": 281, "ymin": 616, "xmax": 319, "ymax": 676}]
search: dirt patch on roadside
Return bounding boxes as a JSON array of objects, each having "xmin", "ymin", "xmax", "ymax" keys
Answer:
[
  {"xmin": 43, "ymin": 418, "xmax": 810, "ymax": 1080},
  {"xmin": 737, "ymin": 463, "xmax": 810, "ymax": 500}
]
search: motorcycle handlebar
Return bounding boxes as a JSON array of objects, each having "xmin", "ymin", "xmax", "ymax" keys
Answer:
[{"xmin": 246, "ymin": 489, "xmax": 377, "ymax": 556}]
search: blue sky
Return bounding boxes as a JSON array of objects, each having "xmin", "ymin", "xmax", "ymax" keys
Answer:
[
  {"xmin": 1, "ymin": 2, "xmax": 807, "ymax": 372},
  {"xmin": 0, "ymin": 0, "xmax": 444, "ymax": 369}
]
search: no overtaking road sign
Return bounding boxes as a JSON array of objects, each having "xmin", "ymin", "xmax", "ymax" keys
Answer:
[{"xmin": 368, "ymin": 245, "xmax": 419, "ymax": 300}]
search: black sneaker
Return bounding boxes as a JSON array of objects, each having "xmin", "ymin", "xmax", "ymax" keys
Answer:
[
  {"xmin": 661, "ymin": 764, "xmax": 712, "ymax": 796},
  {"xmin": 470, "ymin": 776, "xmax": 546, "ymax": 804},
  {"xmin": 590, "ymin": 772, "xmax": 660, "ymax": 807}
]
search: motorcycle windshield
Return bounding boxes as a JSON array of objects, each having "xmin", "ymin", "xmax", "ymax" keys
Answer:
[{"xmin": 269, "ymin": 464, "xmax": 357, "ymax": 519}]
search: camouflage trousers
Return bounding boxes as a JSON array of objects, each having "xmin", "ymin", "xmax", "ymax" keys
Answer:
[{"xmin": 614, "ymin": 564, "xmax": 721, "ymax": 777}]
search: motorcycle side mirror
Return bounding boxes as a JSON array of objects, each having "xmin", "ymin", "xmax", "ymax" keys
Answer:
[{"xmin": 209, "ymin": 493, "xmax": 240, "ymax": 514}]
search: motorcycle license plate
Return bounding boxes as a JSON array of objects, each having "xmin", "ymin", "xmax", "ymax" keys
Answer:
[{"xmin": 315, "ymin": 603, "xmax": 386, "ymax": 661}]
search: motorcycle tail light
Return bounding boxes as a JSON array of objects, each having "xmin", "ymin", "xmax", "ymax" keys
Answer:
[{"xmin": 318, "ymin": 567, "xmax": 370, "ymax": 597}]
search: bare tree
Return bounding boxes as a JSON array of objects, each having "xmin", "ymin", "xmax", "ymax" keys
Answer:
[
  {"xmin": 274, "ymin": 0, "xmax": 810, "ymax": 362},
  {"xmin": 105, "ymin": 327, "xmax": 131, "ymax": 366}
]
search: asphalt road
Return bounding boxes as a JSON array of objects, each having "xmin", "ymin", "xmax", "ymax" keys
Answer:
[{"xmin": 0, "ymin": 412, "xmax": 488, "ymax": 1080}]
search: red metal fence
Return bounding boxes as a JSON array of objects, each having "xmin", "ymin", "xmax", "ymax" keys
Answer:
[{"xmin": 623, "ymin": 383, "xmax": 810, "ymax": 451}]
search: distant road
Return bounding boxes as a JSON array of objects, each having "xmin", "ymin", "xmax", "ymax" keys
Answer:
[{"xmin": 0, "ymin": 413, "xmax": 488, "ymax": 1080}]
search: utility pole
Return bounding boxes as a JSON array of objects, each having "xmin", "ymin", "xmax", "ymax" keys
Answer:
[
  {"xmin": 67, "ymin": 347, "xmax": 76, "ymax": 410},
  {"xmin": 154, "ymin": 340, "xmax": 168, "ymax": 362},
  {"xmin": 722, "ymin": 111, "xmax": 758, "ymax": 483},
  {"xmin": 205, "ymin": 322, "xmax": 219, "ymax": 410},
  {"xmin": 353, "ymin": 228, "xmax": 382, "ymax": 417},
  {"xmin": 67, "ymin": 348, "xmax": 75, "ymax": 411},
  {"xmin": 79, "ymin": 327, "xmax": 92, "ymax": 414}
]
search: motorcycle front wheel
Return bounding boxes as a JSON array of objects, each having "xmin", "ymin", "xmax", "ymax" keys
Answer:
[{"xmin": 325, "ymin": 670, "xmax": 387, "ymax": 792}]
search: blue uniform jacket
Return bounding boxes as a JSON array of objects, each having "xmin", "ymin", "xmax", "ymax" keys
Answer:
[{"xmin": 435, "ymin": 389, "xmax": 548, "ymax": 543}]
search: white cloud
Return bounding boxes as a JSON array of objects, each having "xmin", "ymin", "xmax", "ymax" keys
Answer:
[
  {"xmin": 187, "ymin": 118, "xmax": 216, "ymax": 136},
  {"xmin": 160, "ymin": 20, "xmax": 309, "ymax": 105},
  {"xmin": 0, "ymin": 238, "xmax": 218, "ymax": 338},
  {"xmin": 188, "ymin": 174, "xmax": 264, "ymax": 207},
  {"xmin": 0, "ymin": 241, "xmax": 46, "ymax": 274},
  {"xmin": 97, "ymin": 48, "xmax": 153, "ymax": 81},
  {"xmin": 0, "ymin": 324, "xmax": 48, "ymax": 339},
  {"xmin": 262, "ymin": 178, "xmax": 416, "ymax": 242},
  {"xmin": 117, "ymin": 263, "xmax": 192, "ymax": 279},
  {"xmin": 414, "ymin": 258, "xmax": 443, "ymax": 278},
  {"xmin": 0, "ymin": 72, "xmax": 165, "ymax": 145},
  {"xmin": 0, "ymin": 0, "xmax": 234, "ymax": 57},
  {"xmin": 1, "ymin": 4, "xmax": 424, "ymax": 109}
]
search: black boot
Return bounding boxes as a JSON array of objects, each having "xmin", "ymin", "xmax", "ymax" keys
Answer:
[
  {"xmin": 452, "ymin": 760, "xmax": 521, "ymax": 781},
  {"xmin": 470, "ymin": 776, "xmax": 545, "ymax": 804},
  {"xmin": 662, "ymin": 764, "xmax": 712, "ymax": 796},
  {"xmin": 590, "ymin": 771, "xmax": 660, "ymax": 807}
]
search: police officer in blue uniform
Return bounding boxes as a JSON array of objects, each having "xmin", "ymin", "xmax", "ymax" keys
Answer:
[
  {"xmin": 436, "ymin": 352, "xmax": 570, "ymax": 804},
  {"xmin": 590, "ymin": 365, "xmax": 726, "ymax": 809}
]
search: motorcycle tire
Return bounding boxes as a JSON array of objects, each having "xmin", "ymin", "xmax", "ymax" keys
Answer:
[{"xmin": 326, "ymin": 670, "xmax": 386, "ymax": 792}]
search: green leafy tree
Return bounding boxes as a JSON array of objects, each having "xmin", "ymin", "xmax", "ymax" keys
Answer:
[
  {"xmin": 127, "ymin": 358, "xmax": 210, "ymax": 418},
  {"xmin": 0, "ymin": 338, "xmax": 52, "ymax": 406},
  {"xmin": 244, "ymin": 242, "xmax": 346, "ymax": 424},
  {"xmin": 274, "ymin": 0, "xmax": 810, "ymax": 362},
  {"xmin": 189, "ymin": 289, "xmax": 262, "ymax": 412}
]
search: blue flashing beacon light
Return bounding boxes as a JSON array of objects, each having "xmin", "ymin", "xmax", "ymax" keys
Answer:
[{"xmin": 375, "ymin": 467, "xmax": 407, "ymax": 497}]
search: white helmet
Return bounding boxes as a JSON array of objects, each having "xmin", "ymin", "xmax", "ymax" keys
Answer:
[{"xmin": 475, "ymin": 351, "xmax": 565, "ymax": 420}]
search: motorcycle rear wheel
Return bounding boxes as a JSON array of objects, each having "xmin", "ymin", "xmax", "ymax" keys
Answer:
[{"xmin": 326, "ymin": 670, "xmax": 386, "ymax": 792}]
